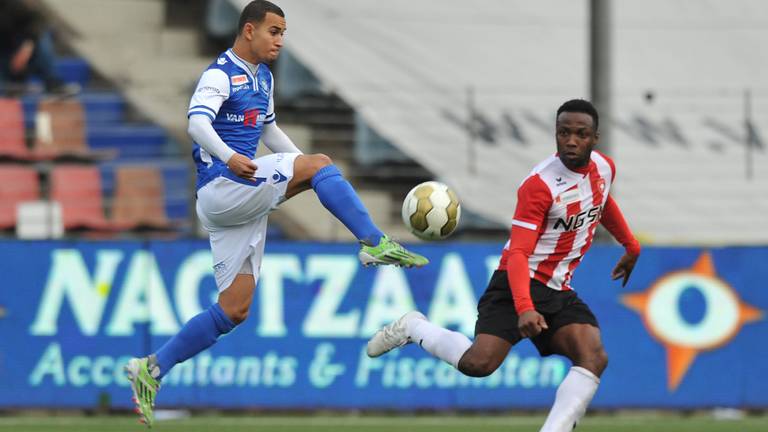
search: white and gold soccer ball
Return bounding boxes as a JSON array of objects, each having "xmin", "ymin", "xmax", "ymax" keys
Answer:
[{"xmin": 401, "ymin": 181, "xmax": 461, "ymax": 240}]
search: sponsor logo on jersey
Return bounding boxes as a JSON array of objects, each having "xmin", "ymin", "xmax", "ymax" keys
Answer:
[
  {"xmin": 555, "ymin": 188, "xmax": 580, "ymax": 205},
  {"xmin": 232, "ymin": 84, "xmax": 248, "ymax": 93},
  {"xmin": 553, "ymin": 205, "xmax": 602, "ymax": 231},
  {"xmin": 243, "ymin": 109, "xmax": 260, "ymax": 127},
  {"xmin": 231, "ymin": 74, "xmax": 248, "ymax": 85},
  {"xmin": 217, "ymin": 57, "xmax": 227, "ymax": 65},
  {"xmin": 225, "ymin": 109, "xmax": 264, "ymax": 127},
  {"xmin": 226, "ymin": 113, "xmax": 245, "ymax": 122},
  {"xmin": 622, "ymin": 252, "xmax": 763, "ymax": 391},
  {"xmin": 197, "ymin": 86, "xmax": 221, "ymax": 94}
]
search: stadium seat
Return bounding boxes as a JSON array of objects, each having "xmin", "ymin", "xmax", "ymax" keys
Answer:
[
  {"xmin": 33, "ymin": 98, "xmax": 113, "ymax": 161},
  {"xmin": 111, "ymin": 166, "xmax": 174, "ymax": 230},
  {"xmin": 0, "ymin": 166, "xmax": 40, "ymax": 229},
  {"xmin": 50, "ymin": 165, "xmax": 111, "ymax": 230},
  {"xmin": 0, "ymin": 98, "xmax": 34, "ymax": 161}
]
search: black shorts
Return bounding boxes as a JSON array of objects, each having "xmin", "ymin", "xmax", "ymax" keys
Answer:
[{"xmin": 475, "ymin": 270, "xmax": 599, "ymax": 356}]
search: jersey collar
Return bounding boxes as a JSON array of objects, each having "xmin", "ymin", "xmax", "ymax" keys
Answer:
[
  {"xmin": 226, "ymin": 49, "xmax": 259, "ymax": 80},
  {"xmin": 555, "ymin": 153, "xmax": 595, "ymax": 175}
]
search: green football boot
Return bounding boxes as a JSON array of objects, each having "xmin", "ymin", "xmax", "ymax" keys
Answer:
[
  {"xmin": 358, "ymin": 235, "xmax": 429, "ymax": 268},
  {"xmin": 125, "ymin": 355, "xmax": 160, "ymax": 428}
]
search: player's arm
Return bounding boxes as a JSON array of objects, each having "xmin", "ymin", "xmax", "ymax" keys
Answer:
[
  {"xmin": 260, "ymin": 72, "xmax": 303, "ymax": 154},
  {"xmin": 261, "ymin": 122, "xmax": 303, "ymax": 154},
  {"xmin": 600, "ymin": 194, "xmax": 641, "ymax": 286},
  {"xmin": 505, "ymin": 176, "xmax": 552, "ymax": 338},
  {"xmin": 187, "ymin": 69, "xmax": 257, "ymax": 179}
]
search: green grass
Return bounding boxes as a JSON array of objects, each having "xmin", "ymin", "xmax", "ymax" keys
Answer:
[{"xmin": 1, "ymin": 414, "xmax": 766, "ymax": 432}]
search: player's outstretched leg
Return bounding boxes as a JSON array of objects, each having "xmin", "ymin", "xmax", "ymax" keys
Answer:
[
  {"xmin": 368, "ymin": 311, "xmax": 512, "ymax": 378},
  {"xmin": 368, "ymin": 311, "xmax": 475, "ymax": 369},
  {"xmin": 288, "ymin": 154, "xmax": 428, "ymax": 268}
]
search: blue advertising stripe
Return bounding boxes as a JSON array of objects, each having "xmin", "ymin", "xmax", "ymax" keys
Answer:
[{"xmin": 0, "ymin": 241, "xmax": 766, "ymax": 409}]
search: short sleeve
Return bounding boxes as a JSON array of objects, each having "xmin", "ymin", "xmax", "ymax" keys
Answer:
[
  {"xmin": 188, "ymin": 69, "xmax": 230, "ymax": 122},
  {"xmin": 511, "ymin": 175, "xmax": 553, "ymax": 232}
]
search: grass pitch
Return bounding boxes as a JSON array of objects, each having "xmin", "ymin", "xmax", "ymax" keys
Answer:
[{"xmin": 0, "ymin": 413, "xmax": 766, "ymax": 432}]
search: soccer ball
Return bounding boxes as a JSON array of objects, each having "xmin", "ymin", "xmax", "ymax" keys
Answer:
[{"xmin": 401, "ymin": 181, "xmax": 461, "ymax": 240}]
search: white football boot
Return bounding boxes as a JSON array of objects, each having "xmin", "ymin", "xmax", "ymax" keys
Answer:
[{"xmin": 367, "ymin": 311, "xmax": 427, "ymax": 357}]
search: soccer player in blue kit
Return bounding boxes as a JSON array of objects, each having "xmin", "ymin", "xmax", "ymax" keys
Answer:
[{"xmin": 124, "ymin": 1, "xmax": 427, "ymax": 425}]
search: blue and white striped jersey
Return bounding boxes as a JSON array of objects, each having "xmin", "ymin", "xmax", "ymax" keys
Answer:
[{"xmin": 188, "ymin": 49, "xmax": 276, "ymax": 190}]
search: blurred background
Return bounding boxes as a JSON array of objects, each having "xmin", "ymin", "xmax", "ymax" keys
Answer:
[{"xmin": 0, "ymin": 0, "xmax": 766, "ymax": 430}]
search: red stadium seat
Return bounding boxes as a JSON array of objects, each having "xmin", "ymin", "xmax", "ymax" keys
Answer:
[
  {"xmin": 50, "ymin": 165, "xmax": 111, "ymax": 230},
  {"xmin": 33, "ymin": 98, "xmax": 113, "ymax": 161},
  {"xmin": 111, "ymin": 166, "xmax": 174, "ymax": 230},
  {"xmin": 0, "ymin": 165, "xmax": 40, "ymax": 229},
  {"xmin": 0, "ymin": 98, "xmax": 33, "ymax": 161}
]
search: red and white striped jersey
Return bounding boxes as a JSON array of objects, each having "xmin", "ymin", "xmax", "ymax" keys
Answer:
[{"xmin": 498, "ymin": 151, "xmax": 615, "ymax": 291}]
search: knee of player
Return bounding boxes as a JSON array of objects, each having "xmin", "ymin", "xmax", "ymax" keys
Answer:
[
  {"xmin": 224, "ymin": 305, "xmax": 250, "ymax": 325},
  {"xmin": 459, "ymin": 356, "xmax": 498, "ymax": 378},
  {"xmin": 594, "ymin": 348, "xmax": 608, "ymax": 370},
  {"xmin": 312, "ymin": 153, "xmax": 333, "ymax": 169},
  {"xmin": 579, "ymin": 346, "xmax": 608, "ymax": 375}
]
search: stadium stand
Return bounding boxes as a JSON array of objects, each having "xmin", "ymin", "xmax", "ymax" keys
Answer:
[
  {"xmin": 38, "ymin": 0, "xmax": 768, "ymax": 243},
  {"xmin": 236, "ymin": 0, "xmax": 768, "ymax": 244},
  {"xmin": 0, "ymin": 51, "xmax": 191, "ymax": 237}
]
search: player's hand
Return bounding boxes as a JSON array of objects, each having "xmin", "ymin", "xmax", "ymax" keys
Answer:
[
  {"xmin": 227, "ymin": 153, "xmax": 258, "ymax": 180},
  {"xmin": 611, "ymin": 252, "xmax": 639, "ymax": 287},
  {"xmin": 518, "ymin": 310, "xmax": 548, "ymax": 338}
]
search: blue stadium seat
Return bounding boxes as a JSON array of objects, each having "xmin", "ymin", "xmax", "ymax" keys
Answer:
[
  {"xmin": 79, "ymin": 92, "xmax": 126, "ymax": 124},
  {"xmin": 54, "ymin": 57, "xmax": 91, "ymax": 86},
  {"xmin": 87, "ymin": 125, "xmax": 168, "ymax": 159}
]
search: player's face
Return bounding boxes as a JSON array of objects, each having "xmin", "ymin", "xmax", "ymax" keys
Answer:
[
  {"xmin": 555, "ymin": 112, "xmax": 599, "ymax": 170},
  {"xmin": 243, "ymin": 13, "xmax": 286, "ymax": 62}
]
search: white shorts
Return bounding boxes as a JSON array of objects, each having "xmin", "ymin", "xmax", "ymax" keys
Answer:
[{"xmin": 196, "ymin": 152, "xmax": 299, "ymax": 291}]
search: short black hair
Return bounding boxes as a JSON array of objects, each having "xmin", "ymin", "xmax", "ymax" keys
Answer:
[
  {"xmin": 238, "ymin": 0, "xmax": 284, "ymax": 32},
  {"xmin": 556, "ymin": 99, "xmax": 599, "ymax": 131}
]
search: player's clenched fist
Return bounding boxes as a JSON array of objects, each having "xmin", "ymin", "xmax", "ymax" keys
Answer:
[
  {"xmin": 518, "ymin": 310, "xmax": 549, "ymax": 338},
  {"xmin": 227, "ymin": 153, "xmax": 258, "ymax": 180}
]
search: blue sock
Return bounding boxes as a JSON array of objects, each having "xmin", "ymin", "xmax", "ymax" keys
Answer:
[
  {"xmin": 154, "ymin": 303, "xmax": 236, "ymax": 379},
  {"xmin": 311, "ymin": 165, "xmax": 384, "ymax": 245}
]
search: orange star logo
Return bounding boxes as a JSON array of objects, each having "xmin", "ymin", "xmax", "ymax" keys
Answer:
[{"xmin": 622, "ymin": 251, "xmax": 763, "ymax": 391}]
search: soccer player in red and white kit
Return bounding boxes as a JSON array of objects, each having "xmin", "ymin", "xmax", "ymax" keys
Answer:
[{"xmin": 367, "ymin": 99, "xmax": 640, "ymax": 432}]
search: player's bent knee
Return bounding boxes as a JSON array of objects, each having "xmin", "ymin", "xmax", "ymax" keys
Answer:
[
  {"xmin": 312, "ymin": 153, "xmax": 333, "ymax": 167},
  {"xmin": 576, "ymin": 346, "xmax": 608, "ymax": 376},
  {"xmin": 296, "ymin": 153, "xmax": 334, "ymax": 180},
  {"xmin": 458, "ymin": 355, "xmax": 499, "ymax": 378},
  {"xmin": 228, "ymin": 308, "xmax": 250, "ymax": 325},
  {"xmin": 595, "ymin": 348, "xmax": 609, "ymax": 371},
  {"xmin": 219, "ymin": 303, "xmax": 250, "ymax": 325}
]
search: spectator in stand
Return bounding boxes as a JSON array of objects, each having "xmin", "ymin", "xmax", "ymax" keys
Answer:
[{"xmin": 0, "ymin": 0, "xmax": 79, "ymax": 95}]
